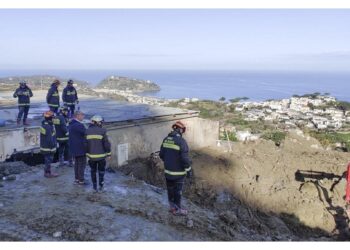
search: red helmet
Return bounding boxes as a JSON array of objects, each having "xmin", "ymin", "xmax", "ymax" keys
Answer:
[
  {"xmin": 172, "ymin": 121, "xmax": 186, "ymax": 133},
  {"xmin": 43, "ymin": 110, "xmax": 54, "ymax": 118}
]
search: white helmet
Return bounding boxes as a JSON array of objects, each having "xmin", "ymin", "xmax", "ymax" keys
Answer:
[{"xmin": 91, "ymin": 115, "xmax": 104, "ymax": 123}]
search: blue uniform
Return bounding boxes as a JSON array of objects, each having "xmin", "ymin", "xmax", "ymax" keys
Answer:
[
  {"xmin": 13, "ymin": 86, "xmax": 33, "ymax": 123},
  {"xmin": 160, "ymin": 131, "xmax": 192, "ymax": 180},
  {"xmin": 62, "ymin": 86, "xmax": 78, "ymax": 116},
  {"xmin": 46, "ymin": 84, "xmax": 60, "ymax": 113},
  {"xmin": 40, "ymin": 119, "xmax": 57, "ymax": 174}
]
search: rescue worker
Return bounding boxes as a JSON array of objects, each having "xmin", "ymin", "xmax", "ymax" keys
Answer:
[
  {"xmin": 53, "ymin": 106, "xmax": 72, "ymax": 167},
  {"xmin": 69, "ymin": 111, "xmax": 87, "ymax": 185},
  {"xmin": 13, "ymin": 80, "xmax": 33, "ymax": 126},
  {"xmin": 159, "ymin": 121, "xmax": 192, "ymax": 216},
  {"xmin": 86, "ymin": 115, "xmax": 111, "ymax": 192},
  {"xmin": 47, "ymin": 79, "xmax": 60, "ymax": 114},
  {"xmin": 40, "ymin": 111, "xmax": 59, "ymax": 178},
  {"xmin": 62, "ymin": 79, "xmax": 79, "ymax": 118}
]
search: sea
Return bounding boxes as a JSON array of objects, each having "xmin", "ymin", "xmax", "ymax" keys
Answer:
[{"xmin": 0, "ymin": 69, "xmax": 349, "ymax": 102}]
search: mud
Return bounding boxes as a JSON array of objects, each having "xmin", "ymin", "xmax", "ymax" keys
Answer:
[{"xmin": 119, "ymin": 130, "xmax": 350, "ymax": 241}]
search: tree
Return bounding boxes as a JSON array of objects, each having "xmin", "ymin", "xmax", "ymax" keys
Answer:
[{"xmin": 219, "ymin": 97, "xmax": 226, "ymax": 102}]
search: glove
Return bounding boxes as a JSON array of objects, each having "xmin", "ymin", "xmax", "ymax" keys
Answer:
[{"xmin": 76, "ymin": 100, "xmax": 79, "ymax": 104}]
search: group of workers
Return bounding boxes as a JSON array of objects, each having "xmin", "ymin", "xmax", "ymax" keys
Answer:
[{"xmin": 13, "ymin": 79, "xmax": 192, "ymax": 215}]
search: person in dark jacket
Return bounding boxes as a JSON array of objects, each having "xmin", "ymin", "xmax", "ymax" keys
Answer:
[
  {"xmin": 68, "ymin": 111, "xmax": 87, "ymax": 185},
  {"xmin": 62, "ymin": 79, "xmax": 79, "ymax": 118},
  {"xmin": 160, "ymin": 121, "xmax": 192, "ymax": 216},
  {"xmin": 46, "ymin": 79, "xmax": 60, "ymax": 114},
  {"xmin": 13, "ymin": 81, "xmax": 33, "ymax": 126},
  {"xmin": 53, "ymin": 106, "xmax": 72, "ymax": 167},
  {"xmin": 86, "ymin": 115, "xmax": 111, "ymax": 192},
  {"xmin": 40, "ymin": 111, "xmax": 59, "ymax": 178}
]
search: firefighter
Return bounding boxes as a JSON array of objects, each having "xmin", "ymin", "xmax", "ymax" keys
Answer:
[
  {"xmin": 86, "ymin": 115, "xmax": 111, "ymax": 192},
  {"xmin": 62, "ymin": 79, "xmax": 79, "ymax": 118},
  {"xmin": 53, "ymin": 106, "xmax": 72, "ymax": 167},
  {"xmin": 46, "ymin": 79, "xmax": 60, "ymax": 114},
  {"xmin": 69, "ymin": 111, "xmax": 87, "ymax": 185},
  {"xmin": 40, "ymin": 111, "xmax": 59, "ymax": 178},
  {"xmin": 13, "ymin": 80, "xmax": 33, "ymax": 126},
  {"xmin": 160, "ymin": 121, "xmax": 192, "ymax": 216}
]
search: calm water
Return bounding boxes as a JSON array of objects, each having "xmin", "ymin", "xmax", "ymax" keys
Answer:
[{"xmin": 1, "ymin": 69, "xmax": 349, "ymax": 102}]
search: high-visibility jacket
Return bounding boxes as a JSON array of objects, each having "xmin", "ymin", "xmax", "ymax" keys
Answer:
[
  {"xmin": 159, "ymin": 131, "xmax": 192, "ymax": 180},
  {"xmin": 53, "ymin": 113, "xmax": 69, "ymax": 142},
  {"xmin": 13, "ymin": 86, "xmax": 33, "ymax": 106},
  {"xmin": 40, "ymin": 120, "xmax": 57, "ymax": 154},
  {"xmin": 85, "ymin": 124, "xmax": 111, "ymax": 161},
  {"xmin": 62, "ymin": 86, "xmax": 78, "ymax": 106},
  {"xmin": 46, "ymin": 84, "xmax": 60, "ymax": 108}
]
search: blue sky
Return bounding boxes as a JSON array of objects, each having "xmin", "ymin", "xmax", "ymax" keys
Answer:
[{"xmin": 1, "ymin": 9, "xmax": 350, "ymax": 71}]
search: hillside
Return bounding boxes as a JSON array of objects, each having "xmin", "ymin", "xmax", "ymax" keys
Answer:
[
  {"xmin": 0, "ymin": 75, "xmax": 89, "ymax": 91},
  {"xmin": 97, "ymin": 76, "xmax": 160, "ymax": 93}
]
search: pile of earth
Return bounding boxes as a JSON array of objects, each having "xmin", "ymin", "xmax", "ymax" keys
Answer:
[{"xmin": 118, "ymin": 130, "xmax": 350, "ymax": 240}]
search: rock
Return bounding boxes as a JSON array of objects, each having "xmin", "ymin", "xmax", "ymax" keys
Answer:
[
  {"xmin": 4, "ymin": 175, "xmax": 16, "ymax": 181},
  {"xmin": 53, "ymin": 231, "xmax": 62, "ymax": 238},
  {"xmin": 219, "ymin": 211, "xmax": 238, "ymax": 225},
  {"xmin": 186, "ymin": 219, "xmax": 194, "ymax": 228},
  {"xmin": 3, "ymin": 169, "xmax": 10, "ymax": 176}
]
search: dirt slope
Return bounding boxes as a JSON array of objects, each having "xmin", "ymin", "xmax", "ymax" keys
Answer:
[{"xmin": 120, "ymin": 130, "xmax": 350, "ymax": 240}]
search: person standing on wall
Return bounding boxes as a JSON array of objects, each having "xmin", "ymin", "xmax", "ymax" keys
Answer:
[
  {"xmin": 53, "ymin": 106, "xmax": 72, "ymax": 167},
  {"xmin": 47, "ymin": 79, "xmax": 60, "ymax": 114},
  {"xmin": 62, "ymin": 79, "xmax": 79, "ymax": 118},
  {"xmin": 159, "ymin": 121, "xmax": 193, "ymax": 216},
  {"xmin": 85, "ymin": 115, "xmax": 111, "ymax": 192},
  {"xmin": 13, "ymin": 80, "xmax": 33, "ymax": 126},
  {"xmin": 40, "ymin": 111, "xmax": 59, "ymax": 178},
  {"xmin": 69, "ymin": 111, "xmax": 87, "ymax": 185}
]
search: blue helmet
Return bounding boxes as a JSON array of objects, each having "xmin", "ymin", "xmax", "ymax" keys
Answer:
[{"xmin": 67, "ymin": 79, "xmax": 74, "ymax": 85}]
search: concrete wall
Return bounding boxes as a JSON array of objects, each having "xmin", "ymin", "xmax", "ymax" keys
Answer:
[
  {"xmin": 107, "ymin": 117, "xmax": 219, "ymax": 166},
  {"xmin": 0, "ymin": 116, "xmax": 219, "ymax": 165},
  {"xmin": 0, "ymin": 127, "xmax": 40, "ymax": 161}
]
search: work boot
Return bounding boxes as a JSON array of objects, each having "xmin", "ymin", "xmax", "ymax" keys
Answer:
[
  {"xmin": 172, "ymin": 208, "xmax": 188, "ymax": 216},
  {"xmin": 44, "ymin": 172, "xmax": 59, "ymax": 178},
  {"xmin": 23, "ymin": 120, "xmax": 30, "ymax": 126},
  {"xmin": 99, "ymin": 185, "xmax": 106, "ymax": 193},
  {"xmin": 59, "ymin": 156, "xmax": 65, "ymax": 167}
]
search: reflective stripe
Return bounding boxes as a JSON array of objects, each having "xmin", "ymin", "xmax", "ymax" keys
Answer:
[
  {"xmin": 64, "ymin": 102, "xmax": 75, "ymax": 105},
  {"xmin": 40, "ymin": 147, "xmax": 56, "ymax": 152},
  {"xmin": 53, "ymin": 118, "xmax": 60, "ymax": 125},
  {"xmin": 86, "ymin": 135, "xmax": 103, "ymax": 140},
  {"xmin": 18, "ymin": 103, "xmax": 30, "ymax": 106},
  {"xmin": 48, "ymin": 104, "xmax": 59, "ymax": 107},
  {"xmin": 86, "ymin": 153, "xmax": 107, "ymax": 158},
  {"xmin": 164, "ymin": 169, "xmax": 186, "ymax": 175},
  {"xmin": 52, "ymin": 93, "xmax": 59, "ymax": 96},
  {"xmin": 162, "ymin": 143, "xmax": 180, "ymax": 151},
  {"xmin": 66, "ymin": 91, "xmax": 76, "ymax": 95},
  {"xmin": 106, "ymin": 152, "xmax": 112, "ymax": 156},
  {"xmin": 185, "ymin": 166, "xmax": 192, "ymax": 172},
  {"xmin": 57, "ymin": 137, "xmax": 68, "ymax": 141},
  {"xmin": 40, "ymin": 127, "xmax": 46, "ymax": 135}
]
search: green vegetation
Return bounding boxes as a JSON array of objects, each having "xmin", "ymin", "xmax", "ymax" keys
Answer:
[
  {"xmin": 261, "ymin": 131, "xmax": 287, "ymax": 146},
  {"xmin": 229, "ymin": 97, "xmax": 249, "ymax": 103},
  {"xmin": 220, "ymin": 130, "xmax": 238, "ymax": 141},
  {"xmin": 309, "ymin": 131, "xmax": 350, "ymax": 151}
]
